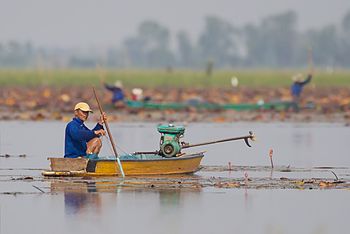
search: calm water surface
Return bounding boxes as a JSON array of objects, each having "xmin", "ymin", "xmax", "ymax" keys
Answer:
[{"xmin": 0, "ymin": 121, "xmax": 349, "ymax": 234}]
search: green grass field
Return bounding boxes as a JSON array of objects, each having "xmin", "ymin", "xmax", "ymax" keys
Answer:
[{"xmin": 0, "ymin": 69, "xmax": 349, "ymax": 88}]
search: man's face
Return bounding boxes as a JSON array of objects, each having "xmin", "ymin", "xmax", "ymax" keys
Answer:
[{"xmin": 75, "ymin": 109, "xmax": 89, "ymax": 122}]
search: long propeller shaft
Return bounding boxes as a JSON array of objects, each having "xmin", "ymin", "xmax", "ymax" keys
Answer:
[{"xmin": 182, "ymin": 132, "xmax": 255, "ymax": 148}]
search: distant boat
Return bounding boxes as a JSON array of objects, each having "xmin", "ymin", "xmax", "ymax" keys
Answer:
[
  {"xmin": 125, "ymin": 100, "xmax": 294, "ymax": 111},
  {"xmin": 42, "ymin": 152, "xmax": 204, "ymax": 177}
]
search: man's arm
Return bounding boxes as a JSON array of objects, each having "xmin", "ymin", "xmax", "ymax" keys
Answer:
[
  {"xmin": 68, "ymin": 123, "xmax": 97, "ymax": 142},
  {"xmin": 92, "ymin": 113, "xmax": 107, "ymax": 135},
  {"xmin": 104, "ymin": 83, "xmax": 115, "ymax": 91},
  {"xmin": 301, "ymin": 75, "xmax": 312, "ymax": 86},
  {"xmin": 93, "ymin": 112, "xmax": 106, "ymax": 130},
  {"xmin": 92, "ymin": 123, "xmax": 104, "ymax": 132}
]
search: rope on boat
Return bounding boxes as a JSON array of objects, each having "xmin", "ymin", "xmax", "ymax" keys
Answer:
[{"xmin": 102, "ymin": 135, "xmax": 132, "ymax": 158}]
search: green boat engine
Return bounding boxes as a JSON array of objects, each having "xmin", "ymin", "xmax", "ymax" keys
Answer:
[
  {"xmin": 157, "ymin": 124, "xmax": 185, "ymax": 158},
  {"xmin": 133, "ymin": 124, "xmax": 255, "ymax": 158}
]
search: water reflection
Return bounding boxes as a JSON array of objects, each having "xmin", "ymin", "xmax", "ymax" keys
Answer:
[
  {"xmin": 51, "ymin": 181, "xmax": 102, "ymax": 215},
  {"xmin": 292, "ymin": 131, "xmax": 312, "ymax": 147},
  {"xmin": 50, "ymin": 179, "xmax": 201, "ymax": 216},
  {"xmin": 64, "ymin": 190, "xmax": 101, "ymax": 215},
  {"xmin": 159, "ymin": 190, "xmax": 181, "ymax": 206}
]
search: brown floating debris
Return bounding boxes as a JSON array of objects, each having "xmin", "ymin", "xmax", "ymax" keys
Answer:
[
  {"xmin": 280, "ymin": 177, "xmax": 290, "ymax": 181},
  {"xmin": 319, "ymin": 181, "xmax": 339, "ymax": 188},
  {"xmin": 2, "ymin": 192, "xmax": 20, "ymax": 195},
  {"xmin": 1, "ymin": 192, "xmax": 40, "ymax": 195},
  {"xmin": 11, "ymin": 176, "xmax": 34, "ymax": 180},
  {"xmin": 23, "ymin": 176, "xmax": 34, "ymax": 180},
  {"xmin": 0, "ymin": 86, "xmax": 350, "ymax": 122},
  {"xmin": 214, "ymin": 181, "xmax": 240, "ymax": 188},
  {"xmin": 0, "ymin": 154, "xmax": 27, "ymax": 158}
]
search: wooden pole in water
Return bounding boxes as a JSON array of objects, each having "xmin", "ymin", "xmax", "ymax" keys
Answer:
[{"xmin": 93, "ymin": 87, "xmax": 125, "ymax": 177}]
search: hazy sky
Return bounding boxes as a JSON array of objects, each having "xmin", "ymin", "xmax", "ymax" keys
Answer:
[{"xmin": 1, "ymin": 0, "xmax": 350, "ymax": 48}]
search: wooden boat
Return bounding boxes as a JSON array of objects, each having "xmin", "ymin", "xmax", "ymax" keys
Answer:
[
  {"xmin": 42, "ymin": 123, "xmax": 254, "ymax": 177},
  {"xmin": 125, "ymin": 100, "xmax": 294, "ymax": 111},
  {"xmin": 42, "ymin": 152, "xmax": 204, "ymax": 177}
]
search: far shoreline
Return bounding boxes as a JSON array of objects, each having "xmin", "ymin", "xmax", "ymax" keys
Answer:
[{"xmin": 1, "ymin": 109, "xmax": 349, "ymax": 125}]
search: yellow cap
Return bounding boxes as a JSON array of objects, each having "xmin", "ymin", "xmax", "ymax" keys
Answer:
[
  {"xmin": 74, "ymin": 102, "xmax": 93, "ymax": 112},
  {"xmin": 114, "ymin": 80, "xmax": 123, "ymax": 88},
  {"xmin": 292, "ymin": 73, "xmax": 303, "ymax": 82}
]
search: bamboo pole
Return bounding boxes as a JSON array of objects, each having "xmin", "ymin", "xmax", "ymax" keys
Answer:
[{"xmin": 93, "ymin": 87, "xmax": 125, "ymax": 177}]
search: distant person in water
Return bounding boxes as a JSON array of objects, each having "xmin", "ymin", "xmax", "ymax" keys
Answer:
[
  {"xmin": 130, "ymin": 87, "xmax": 151, "ymax": 102},
  {"xmin": 290, "ymin": 69, "xmax": 313, "ymax": 112},
  {"xmin": 131, "ymin": 88, "xmax": 143, "ymax": 101},
  {"xmin": 64, "ymin": 102, "xmax": 106, "ymax": 159},
  {"xmin": 104, "ymin": 80, "xmax": 125, "ymax": 107}
]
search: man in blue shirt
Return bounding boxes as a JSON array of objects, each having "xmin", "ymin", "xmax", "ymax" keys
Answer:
[
  {"xmin": 290, "ymin": 69, "xmax": 313, "ymax": 112},
  {"xmin": 64, "ymin": 102, "xmax": 106, "ymax": 159},
  {"xmin": 291, "ymin": 74, "xmax": 312, "ymax": 98},
  {"xmin": 104, "ymin": 80, "xmax": 125, "ymax": 108}
]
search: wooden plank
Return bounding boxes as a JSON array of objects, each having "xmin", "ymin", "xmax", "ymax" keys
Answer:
[{"xmin": 48, "ymin": 157, "xmax": 88, "ymax": 171}]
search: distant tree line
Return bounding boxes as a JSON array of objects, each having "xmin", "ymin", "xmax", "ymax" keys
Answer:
[{"xmin": 1, "ymin": 10, "xmax": 350, "ymax": 69}]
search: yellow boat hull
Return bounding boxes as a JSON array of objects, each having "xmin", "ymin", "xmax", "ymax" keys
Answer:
[{"xmin": 42, "ymin": 152, "xmax": 204, "ymax": 177}]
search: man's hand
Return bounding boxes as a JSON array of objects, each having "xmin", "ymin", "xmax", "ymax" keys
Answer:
[
  {"xmin": 94, "ymin": 129, "xmax": 106, "ymax": 136},
  {"xmin": 98, "ymin": 112, "xmax": 107, "ymax": 125}
]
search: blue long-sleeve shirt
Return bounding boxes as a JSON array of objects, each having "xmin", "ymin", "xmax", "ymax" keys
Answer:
[
  {"xmin": 64, "ymin": 117, "xmax": 103, "ymax": 158},
  {"xmin": 291, "ymin": 75, "xmax": 312, "ymax": 97},
  {"xmin": 105, "ymin": 84, "xmax": 124, "ymax": 103}
]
